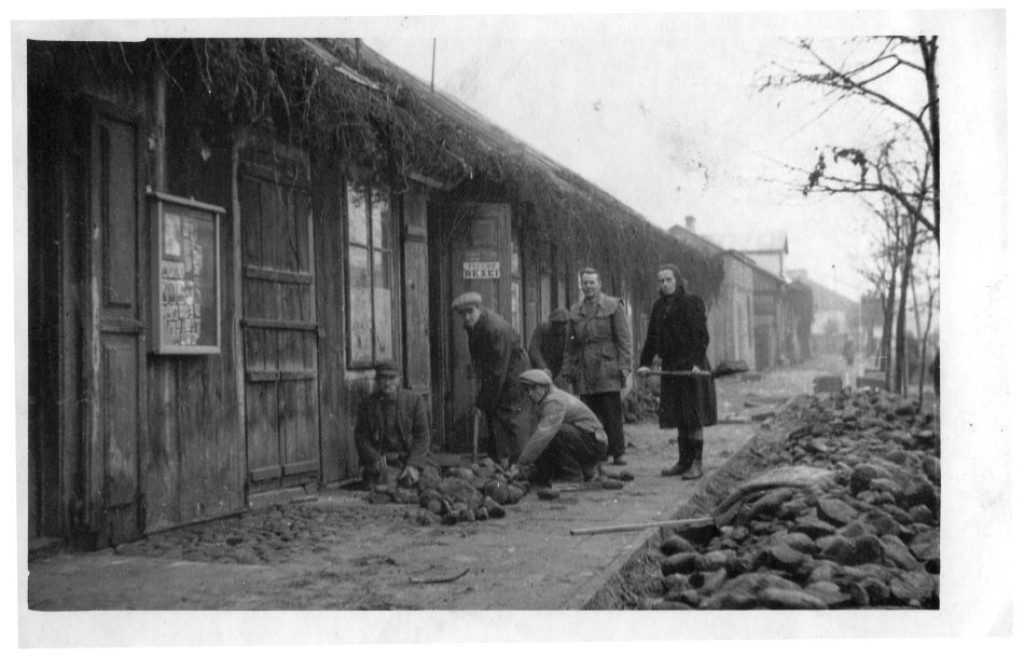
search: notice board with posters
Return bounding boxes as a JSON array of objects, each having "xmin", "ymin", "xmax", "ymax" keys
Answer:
[{"xmin": 150, "ymin": 192, "xmax": 223, "ymax": 354}]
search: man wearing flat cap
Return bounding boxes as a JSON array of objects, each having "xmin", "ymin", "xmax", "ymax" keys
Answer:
[
  {"xmin": 354, "ymin": 360, "xmax": 437, "ymax": 488},
  {"xmin": 528, "ymin": 308, "xmax": 571, "ymax": 389},
  {"xmin": 452, "ymin": 291, "xmax": 529, "ymax": 465},
  {"xmin": 509, "ymin": 369, "xmax": 608, "ymax": 486}
]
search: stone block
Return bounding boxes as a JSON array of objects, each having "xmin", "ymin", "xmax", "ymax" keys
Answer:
[
  {"xmin": 856, "ymin": 377, "xmax": 887, "ymax": 391},
  {"xmin": 814, "ymin": 375, "xmax": 844, "ymax": 393}
]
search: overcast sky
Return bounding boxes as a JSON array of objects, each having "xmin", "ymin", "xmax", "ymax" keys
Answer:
[{"xmin": 362, "ymin": 13, "xmax": 961, "ymax": 300}]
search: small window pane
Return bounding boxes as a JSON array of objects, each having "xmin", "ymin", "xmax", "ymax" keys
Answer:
[
  {"xmin": 373, "ymin": 248, "xmax": 391, "ymax": 291},
  {"xmin": 372, "ymin": 190, "xmax": 391, "ymax": 250},
  {"xmin": 347, "ymin": 184, "xmax": 368, "ymax": 246},
  {"xmin": 510, "ymin": 280, "xmax": 521, "ymax": 335},
  {"xmin": 348, "ymin": 245, "xmax": 373, "ymax": 362},
  {"xmin": 375, "ymin": 287, "xmax": 393, "ymax": 359}
]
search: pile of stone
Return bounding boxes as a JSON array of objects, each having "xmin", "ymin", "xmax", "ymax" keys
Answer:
[
  {"xmin": 640, "ymin": 388, "xmax": 939, "ymax": 610},
  {"xmin": 372, "ymin": 459, "xmax": 531, "ymax": 525}
]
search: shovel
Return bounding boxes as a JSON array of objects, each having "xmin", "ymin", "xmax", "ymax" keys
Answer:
[
  {"xmin": 643, "ymin": 369, "xmax": 712, "ymax": 378},
  {"xmin": 640, "ymin": 361, "xmax": 748, "ymax": 380}
]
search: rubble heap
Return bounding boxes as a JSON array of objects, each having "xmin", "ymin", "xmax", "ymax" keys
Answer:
[
  {"xmin": 640, "ymin": 388, "xmax": 940, "ymax": 610},
  {"xmin": 381, "ymin": 459, "xmax": 633, "ymax": 525},
  {"xmin": 371, "ymin": 459, "xmax": 531, "ymax": 526}
]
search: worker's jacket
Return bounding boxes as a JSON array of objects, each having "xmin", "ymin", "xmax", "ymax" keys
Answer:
[
  {"xmin": 354, "ymin": 389, "xmax": 432, "ymax": 470},
  {"xmin": 465, "ymin": 309, "xmax": 528, "ymax": 413},
  {"xmin": 564, "ymin": 293, "xmax": 633, "ymax": 395},
  {"xmin": 517, "ymin": 387, "xmax": 607, "ymax": 467}
]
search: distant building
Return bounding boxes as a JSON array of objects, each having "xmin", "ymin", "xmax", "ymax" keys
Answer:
[
  {"xmin": 787, "ymin": 270, "xmax": 860, "ymax": 357},
  {"xmin": 673, "ymin": 222, "xmax": 811, "ymax": 371},
  {"xmin": 705, "ymin": 231, "xmax": 789, "ymax": 278}
]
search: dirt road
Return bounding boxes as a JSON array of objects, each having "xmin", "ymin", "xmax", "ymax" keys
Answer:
[{"xmin": 24, "ymin": 360, "xmax": 836, "ymax": 616}]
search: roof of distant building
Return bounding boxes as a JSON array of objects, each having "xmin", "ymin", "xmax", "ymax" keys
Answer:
[{"xmin": 705, "ymin": 230, "xmax": 789, "ymax": 254}]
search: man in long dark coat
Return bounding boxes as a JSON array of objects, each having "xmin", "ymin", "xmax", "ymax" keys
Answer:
[
  {"xmin": 637, "ymin": 264, "xmax": 717, "ymax": 480},
  {"xmin": 452, "ymin": 292, "xmax": 529, "ymax": 465}
]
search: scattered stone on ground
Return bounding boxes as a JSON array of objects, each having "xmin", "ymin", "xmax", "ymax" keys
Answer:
[
  {"xmin": 630, "ymin": 387, "xmax": 939, "ymax": 610},
  {"xmin": 114, "ymin": 456, "xmax": 635, "ymax": 565}
]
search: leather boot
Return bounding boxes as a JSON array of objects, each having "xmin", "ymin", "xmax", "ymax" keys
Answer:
[
  {"xmin": 681, "ymin": 429, "xmax": 703, "ymax": 480},
  {"xmin": 661, "ymin": 431, "xmax": 691, "ymax": 477}
]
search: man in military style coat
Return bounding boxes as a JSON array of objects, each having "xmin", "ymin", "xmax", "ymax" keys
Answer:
[{"xmin": 563, "ymin": 268, "xmax": 633, "ymax": 466}]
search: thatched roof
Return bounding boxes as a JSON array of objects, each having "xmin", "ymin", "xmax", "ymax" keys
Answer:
[{"xmin": 28, "ymin": 37, "xmax": 724, "ymax": 298}]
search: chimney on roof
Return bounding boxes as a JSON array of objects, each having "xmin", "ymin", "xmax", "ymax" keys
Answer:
[{"xmin": 685, "ymin": 215, "xmax": 696, "ymax": 232}]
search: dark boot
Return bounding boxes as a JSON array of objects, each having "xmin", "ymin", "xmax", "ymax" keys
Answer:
[
  {"xmin": 681, "ymin": 430, "xmax": 704, "ymax": 480},
  {"xmin": 661, "ymin": 431, "xmax": 691, "ymax": 477}
]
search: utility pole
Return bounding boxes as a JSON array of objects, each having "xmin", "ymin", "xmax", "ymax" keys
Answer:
[{"xmin": 431, "ymin": 38, "xmax": 437, "ymax": 93}]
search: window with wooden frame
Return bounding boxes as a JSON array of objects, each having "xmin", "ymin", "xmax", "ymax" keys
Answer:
[
  {"xmin": 346, "ymin": 181, "xmax": 394, "ymax": 367},
  {"xmin": 510, "ymin": 236, "xmax": 522, "ymax": 334}
]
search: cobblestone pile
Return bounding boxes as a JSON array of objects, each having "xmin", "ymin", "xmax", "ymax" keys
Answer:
[
  {"xmin": 362, "ymin": 459, "xmax": 535, "ymax": 526},
  {"xmin": 638, "ymin": 388, "xmax": 940, "ymax": 610}
]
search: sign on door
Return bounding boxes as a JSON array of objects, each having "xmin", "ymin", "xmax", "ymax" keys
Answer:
[{"xmin": 463, "ymin": 260, "xmax": 501, "ymax": 279}]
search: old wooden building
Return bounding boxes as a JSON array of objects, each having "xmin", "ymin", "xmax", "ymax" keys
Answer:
[{"xmin": 26, "ymin": 37, "xmax": 722, "ymax": 548}]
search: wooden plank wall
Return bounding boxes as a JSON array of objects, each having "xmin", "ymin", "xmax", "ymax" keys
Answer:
[
  {"xmin": 401, "ymin": 191, "xmax": 432, "ymax": 397},
  {"xmin": 312, "ymin": 157, "xmax": 357, "ymax": 483},
  {"xmin": 27, "ymin": 84, "xmax": 70, "ymax": 539},
  {"xmin": 144, "ymin": 99, "xmax": 243, "ymax": 531}
]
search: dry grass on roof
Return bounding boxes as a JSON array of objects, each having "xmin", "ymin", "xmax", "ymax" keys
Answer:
[{"xmin": 29, "ymin": 37, "xmax": 725, "ymax": 298}]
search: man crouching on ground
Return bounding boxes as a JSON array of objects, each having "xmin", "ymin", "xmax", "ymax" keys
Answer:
[
  {"xmin": 509, "ymin": 369, "xmax": 608, "ymax": 487},
  {"xmin": 355, "ymin": 360, "xmax": 439, "ymax": 490}
]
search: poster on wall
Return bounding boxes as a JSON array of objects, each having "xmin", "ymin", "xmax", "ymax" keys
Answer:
[{"xmin": 150, "ymin": 192, "xmax": 223, "ymax": 354}]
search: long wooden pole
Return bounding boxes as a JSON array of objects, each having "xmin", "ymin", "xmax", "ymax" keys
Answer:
[
  {"xmin": 570, "ymin": 516, "xmax": 714, "ymax": 536},
  {"xmin": 641, "ymin": 370, "xmax": 711, "ymax": 378}
]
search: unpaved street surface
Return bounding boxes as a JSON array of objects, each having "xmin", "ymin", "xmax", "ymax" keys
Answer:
[{"xmin": 26, "ymin": 360, "xmax": 838, "ymax": 612}]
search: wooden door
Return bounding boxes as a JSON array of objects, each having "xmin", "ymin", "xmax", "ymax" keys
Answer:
[
  {"xmin": 239, "ymin": 149, "xmax": 320, "ymax": 494},
  {"xmin": 437, "ymin": 202, "xmax": 515, "ymax": 449},
  {"xmin": 402, "ymin": 192, "xmax": 431, "ymax": 397},
  {"xmin": 88, "ymin": 107, "xmax": 146, "ymax": 545}
]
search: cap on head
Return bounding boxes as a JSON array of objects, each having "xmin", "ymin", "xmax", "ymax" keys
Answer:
[
  {"xmin": 451, "ymin": 291, "xmax": 483, "ymax": 311},
  {"xmin": 549, "ymin": 308, "xmax": 569, "ymax": 323},
  {"xmin": 374, "ymin": 360, "xmax": 401, "ymax": 379},
  {"xmin": 519, "ymin": 369, "xmax": 553, "ymax": 387}
]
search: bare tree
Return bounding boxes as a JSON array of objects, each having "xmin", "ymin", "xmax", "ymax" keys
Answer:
[
  {"xmin": 911, "ymin": 247, "xmax": 940, "ymax": 400},
  {"xmin": 859, "ymin": 196, "xmax": 905, "ymax": 390},
  {"xmin": 764, "ymin": 36, "xmax": 939, "ymax": 246},
  {"xmin": 763, "ymin": 36, "xmax": 940, "ymax": 394}
]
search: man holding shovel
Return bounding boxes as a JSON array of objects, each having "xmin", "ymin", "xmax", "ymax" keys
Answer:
[{"xmin": 637, "ymin": 264, "xmax": 718, "ymax": 480}]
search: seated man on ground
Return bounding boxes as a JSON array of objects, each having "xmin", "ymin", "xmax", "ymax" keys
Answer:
[
  {"xmin": 509, "ymin": 369, "xmax": 608, "ymax": 487},
  {"xmin": 354, "ymin": 360, "xmax": 438, "ymax": 489}
]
